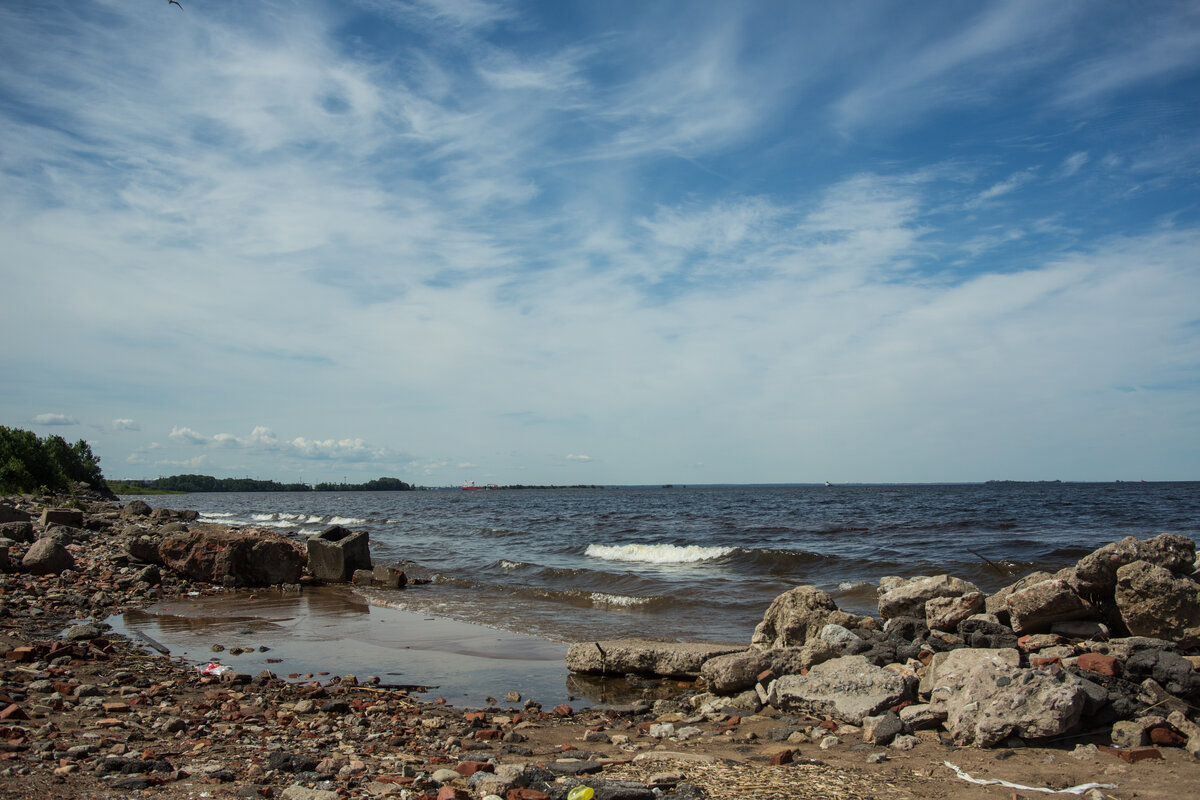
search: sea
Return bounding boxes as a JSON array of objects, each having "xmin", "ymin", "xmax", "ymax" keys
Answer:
[{"xmin": 132, "ymin": 482, "xmax": 1200, "ymax": 646}]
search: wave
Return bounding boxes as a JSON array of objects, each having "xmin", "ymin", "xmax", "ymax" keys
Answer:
[
  {"xmin": 201, "ymin": 512, "xmax": 237, "ymax": 519},
  {"xmin": 247, "ymin": 512, "xmax": 366, "ymax": 526},
  {"xmin": 585, "ymin": 543, "xmax": 735, "ymax": 564}
]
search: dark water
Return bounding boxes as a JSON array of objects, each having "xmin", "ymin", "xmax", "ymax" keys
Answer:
[{"xmin": 134, "ymin": 482, "xmax": 1200, "ymax": 644}]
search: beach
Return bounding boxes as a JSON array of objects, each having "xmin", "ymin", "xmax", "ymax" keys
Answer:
[{"xmin": 2, "ymin": 491, "xmax": 1200, "ymax": 799}]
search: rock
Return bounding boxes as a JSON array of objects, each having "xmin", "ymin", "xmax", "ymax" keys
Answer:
[
  {"xmin": 281, "ymin": 787, "xmax": 339, "ymax": 800},
  {"xmin": 0, "ymin": 521, "xmax": 34, "ymax": 543},
  {"xmin": 158, "ymin": 527, "xmax": 305, "ymax": 586},
  {"xmin": 878, "ymin": 575, "xmax": 979, "ymax": 620},
  {"xmin": 1123, "ymin": 648, "xmax": 1200, "ymax": 698},
  {"xmin": 1006, "ymin": 579, "xmax": 1096, "ymax": 634},
  {"xmin": 65, "ymin": 622, "xmax": 104, "ymax": 641},
  {"xmin": 985, "ymin": 571, "xmax": 1054, "ymax": 622},
  {"xmin": 1051, "ymin": 620, "xmax": 1110, "ymax": 640},
  {"xmin": 899, "ymin": 703, "xmax": 947, "ymax": 730},
  {"xmin": 306, "ymin": 526, "xmax": 372, "ymax": 582},
  {"xmin": 1114, "ymin": 561, "xmax": 1200, "ymax": 643},
  {"xmin": 352, "ymin": 568, "xmax": 375, "ymax": 585},
  {"xmin": 566, "ymin": 640, "xmax": 744, "ymax": 678},
  {"xmin": 41, "ymin": 508, "xmax": 83, "ymax": 527},
  {"xmin": 1166, "ymin": 711, "xmax": 1200, "ymax": 760},
  {"xmin": 861, "ymin": 711, "xmax": 903, "ymax": 745},
  {"xmin": 700, "ymin": 650, "xmax": 769, "ymax": 694},
  {"xmin": 0, "ymin": 503, "xmax": 32, "ymax": 523},
  {"xmin": 1071, "ymin": 534, "xmax": 1197, "ymax": 598},
  {"xmin": 121, "ymin": 500, "xmax": 153, "ymax": 518},
  {"xmin": 940, "ymin": 664, "xmax": 1086, "ymax": 747},
  {"xmin": 768, "ymin": 655, "xmax": 912, "ymax": 725},
  {"xmin": 957, "ymin": 616, "xmax": 1018, "ymax": 650},
  {"xmin": 373, "ymin": 563, "xmax": 407, "ymax": 588},
  {"xmin": 926, "ymin": 592, "xmax": 985, "ymax": 632},
  {"xmin": 922, "ymin": 647, "xmax": 1021, "ymax": 698},
  {"xmin": 750, "ymin": 585, "xmax": 839, "ymax": 649},
  {"xmin": 21, "ymin": 537, "xmax": 75, "ymax": 574}
]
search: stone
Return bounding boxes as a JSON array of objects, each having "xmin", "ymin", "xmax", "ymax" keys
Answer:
[
  {"xmin": 1123, "ymin": 649, "xmax": 1200, "ymax": 698},
  {"xmin": 0, "ymin": 521, "xmax": 34, "ymax": 543},
  {"xmin": 121, "ymin": 500, "xmax": 153, "ymax": 518},
  {"xmin": 158, "ymin": 527, "xmax": 305, "ymax": 586},
  {"xmin": 899, "ymin": 703, "xmax": 947, "ymax": 730},
  {"xmin": 1166, "ymin": 710, "xmax": 1200, "ymax": 760},
  {"xmin": 373, "ymin": 563, "xmax": 408, "ymax": 588},
  {"xmin": 41, "ymin": 508, "xmax": 83, "ymax": 527},
  {"xmin": 65, "ymin": 622, "xmax": 105, "ymax": 641},
  {"xmin": 925, "ymin": 592, "xmax": 985, "ymax": 632},
  {"xmin": 1051, "ymin": 620, "xmax": 1110, "ymax": 640},
  {"xmin": 861, "ymin": 711, "xmax": 903, "ymax": 745},
  {"xmin": 878, "ymin": 575, "xmax": 980, "ymax": 621},
  {"xmin": 940, "ymin": 664, "xmax": 1086, "ymax": 747},
  {"xmin": 566, "ymin": 640, "xmax": 744, "ymax": 678},
  {"xmin": 700, "ymin": 650, "xmax": 768, "ymax": 694},
  {"xmin": 21, "ymin": 537, "xmax": 75, "ymax": 574},
  {"xmin": 1114, "ymin": 561, "xmax": 1200, "ymax": 642},
  {"xmin": 281, "ymin": 787, "xmax": 339, "ymax": 800},
  {"xmin": 1006, "ymin": 579, "xmax": 1096, "ymax": 634},
  {"xmin": 1071, "ymin": 534, "xmax": 1197, "ymax": 598},
  {"xmin": 750, "ymin": 585, "xmax": 839, "ymax": 649},
  {"xmin": 921, "ymin": 647, "xmax": 1021, "ymax": 698},
  {"xmin": 306, "ymin": 526, "xmax": 372, "ymax": 582},
  {"xmin": 352, "ymin": 568, "xmax": 375, "ymax": 585},
  {"xmin": 768, "ymin": 655, "xmax": 912, "ymax": 725},
  {"xmin": 0, "ymin": 503, "xmax": 32, "ymax": 523}
]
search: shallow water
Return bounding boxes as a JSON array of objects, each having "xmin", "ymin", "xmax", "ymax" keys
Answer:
[{"xmin": 129, "ymin": 482, "xmax": 1200, "ymax": 644}]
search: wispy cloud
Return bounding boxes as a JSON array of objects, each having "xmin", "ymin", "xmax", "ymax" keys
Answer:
[{"xmin": 112, "ymin": 419, "xmax": 141, "ymax": 432}]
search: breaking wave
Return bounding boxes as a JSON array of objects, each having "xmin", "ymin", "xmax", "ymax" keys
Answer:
[{"xmin": 584, "ymin": 543, "xmax": 734, "ymax": 563}]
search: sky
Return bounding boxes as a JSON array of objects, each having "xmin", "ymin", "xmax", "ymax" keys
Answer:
[{"xmin": 1, "ymin": 0, "xmax": 1199, "ymax": 486}]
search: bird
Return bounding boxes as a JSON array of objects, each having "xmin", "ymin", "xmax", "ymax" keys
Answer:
[{"xmin": 168, "ymin": 0, "xmax": 182, "ymax": 8}]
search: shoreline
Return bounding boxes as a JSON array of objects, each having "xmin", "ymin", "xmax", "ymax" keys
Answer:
[{"xmin": 2, "ymin": 493, "xmax": 1199, "ymax": 799}]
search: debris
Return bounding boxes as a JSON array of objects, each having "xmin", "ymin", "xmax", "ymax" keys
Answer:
[{"xmin": 943, "ymin": 762, "xmax": 1116, "ymax": 795}]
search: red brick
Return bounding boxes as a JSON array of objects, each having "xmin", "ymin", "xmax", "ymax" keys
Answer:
[
  {"xmin": 1149, "ymin": 726, "xmax": 1186, "ymax": 746},
  {"xmin": 552, "ymin": 704, "xmax": 572, "ymax": 717},
  {"xmin": 506, "ymin": 790, "xmax": 550, "ymax": 800},
  {"xmin": 455, "ymin": 761, "xmax": 494, "ymax": 777},
  {"xmin": 0, "ymin": 705, "xmax": 28, "ymax": 721},
  {"xmin": 1030, "ymin": 656, "xmax": 1061, "ymax": 669},
  {"xmin": 436, "ymin": 787, "xmax": 469, "ymax": 800},
  {"xmin": 1077, "ymin": 653, "xmax": 1118, "ymax": 677},
  {"xmin": 768, "ymin": 749, "xmax": 794, "ymax": 765}
]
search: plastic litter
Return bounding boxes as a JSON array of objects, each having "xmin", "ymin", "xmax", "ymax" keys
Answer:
[
  {"xmin": 199, "ymin": 662, "xmax": 231, "ymax": 676},
  {"xmin": 567, "ymin": 786, "xmax": 594, "ymax": 800},
  {"xmin": 943, "ymin": 762, "xmax": 1116, "ymax": 795}
]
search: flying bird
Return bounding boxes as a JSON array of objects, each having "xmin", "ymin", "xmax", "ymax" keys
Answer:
[{"xmin": 168, "ymin": 0, "xmax": 182, "ymax": 7}]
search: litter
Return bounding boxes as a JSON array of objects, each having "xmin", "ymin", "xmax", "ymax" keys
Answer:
[
  {"xmin": 943, "ymin": 762, "xmax": 1117, "ymax": 795},
  {"xmin": 199, "ymin": 662, "xmax": 231, "ymax": 676}
]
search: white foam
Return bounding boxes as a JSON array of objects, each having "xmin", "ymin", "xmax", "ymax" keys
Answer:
[
  {"xmin": 202, "ymin": 512, "xmax": 237, "ymax": 518},
  {"xmin": 329, "ymin": 516, "xmax": 366, "ymax": 525},
  {"xmin": 498, "ymin": 560, "xmax": 524, "ymax": 570},
  {"xmin": 584, "ymin": 543, "xmax": 734, "ymax": 564},
  {"xmin": 251, "ymin": 513, "xmax": 278, "ymax": 521},
  {"xmin": 590, "ymin": 592, "xmax": 652, "ymax": 608}
]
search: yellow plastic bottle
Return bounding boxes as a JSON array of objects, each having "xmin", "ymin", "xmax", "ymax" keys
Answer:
[{"xmin": 567, "ymin": 786, "xmax": 594, "ymax": 800}]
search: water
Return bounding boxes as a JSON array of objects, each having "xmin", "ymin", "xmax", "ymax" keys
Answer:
[{"xmin": 131, "ymin": 482, "xmax": 1200, "ymax": 645}]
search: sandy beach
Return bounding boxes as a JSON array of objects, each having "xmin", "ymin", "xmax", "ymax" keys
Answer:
[{"xmin": 2, "ymin": 493, "xmax": 1200, "ymax": 799}]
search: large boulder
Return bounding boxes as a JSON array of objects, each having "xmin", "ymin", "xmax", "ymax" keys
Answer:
[
  {"xmin": 1005, "ymin": 579, "xmax": 1097, "ymax": 634},
  {"xmin": 21, "ymin": 537, "xmax": 75, "ymax": 575},
  {"xmin": 1114, "ymin": 561, "xmax": 1200, "ymax": 644},
  {"xmin": 926, "ymin": 592, "xmax": 985, "ymax": 632},
  {"xmin": 1072, "ymin": 534, "xmax": 1197, "ymax": 598},
  {"xmin": 306, "ymin": 526, "xmax": 371, "ymax": 582},
  {"xmin": 158, "ymin": 527, "xmax": 305, "ymax": 587},
  {"xmin": 750, "ymin": 585, "xmax": 839, "ymax": 650},
  {"xmin": 940, "ymin": 664, "xmax": 1087, "ymax": 746},
  {"xmin": 121, "ymin": 500, "xmax": 153, "ymax": 519},
  {"xmin": 767, "ymin": 654, "xmax": 913, "ymax": 725},
  {"xmin": 0, "ymin": 521, "xmax": 34, "ymax": 543},
  {"xmin": 877, "ymin": 575, "xmax": 979, "ymax": 620},
  {"xmin": 985, "ymin": 571, "xmax": 1054, "ymax": 623},
  {"xmin": 566, "ymin": 640, "xmax": 744, "ymax": 678}
]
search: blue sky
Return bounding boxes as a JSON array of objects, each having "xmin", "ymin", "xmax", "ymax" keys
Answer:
[{"xmin": 1, "ymin": 0, "xmax": 1198, "ymax": 485}]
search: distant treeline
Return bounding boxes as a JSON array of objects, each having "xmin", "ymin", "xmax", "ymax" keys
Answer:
[
  {"xmin": 0, "ymin": 426, "xmax": 111, "ymax": 497},
  {"xmin": 113, "ymin": 474, "xmax": 414, "ymax": 494}
]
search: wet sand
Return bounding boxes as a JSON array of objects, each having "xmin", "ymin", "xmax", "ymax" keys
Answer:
[{"xmin": 106, "ymin": 585, "xmax": 574, "ymax": 708}]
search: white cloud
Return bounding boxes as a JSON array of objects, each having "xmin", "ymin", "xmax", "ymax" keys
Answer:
[
  {"xmin": 169, "ymin": 426, "xmax": 209, "ymax": 445},
  {"xmin": 111, "ymin": 418, "xmax": 140, "ymax": 431},
  {"xmin": 565, "ymin": 454, "xmax": 591, "ymax": 462},
  {"xmin": 966, "ymin": 168, "xmax": 1038, "ymax": 208},
  {"xmin": 32, "ymin": 413, "xmax": 78, "ymax": 426}
]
